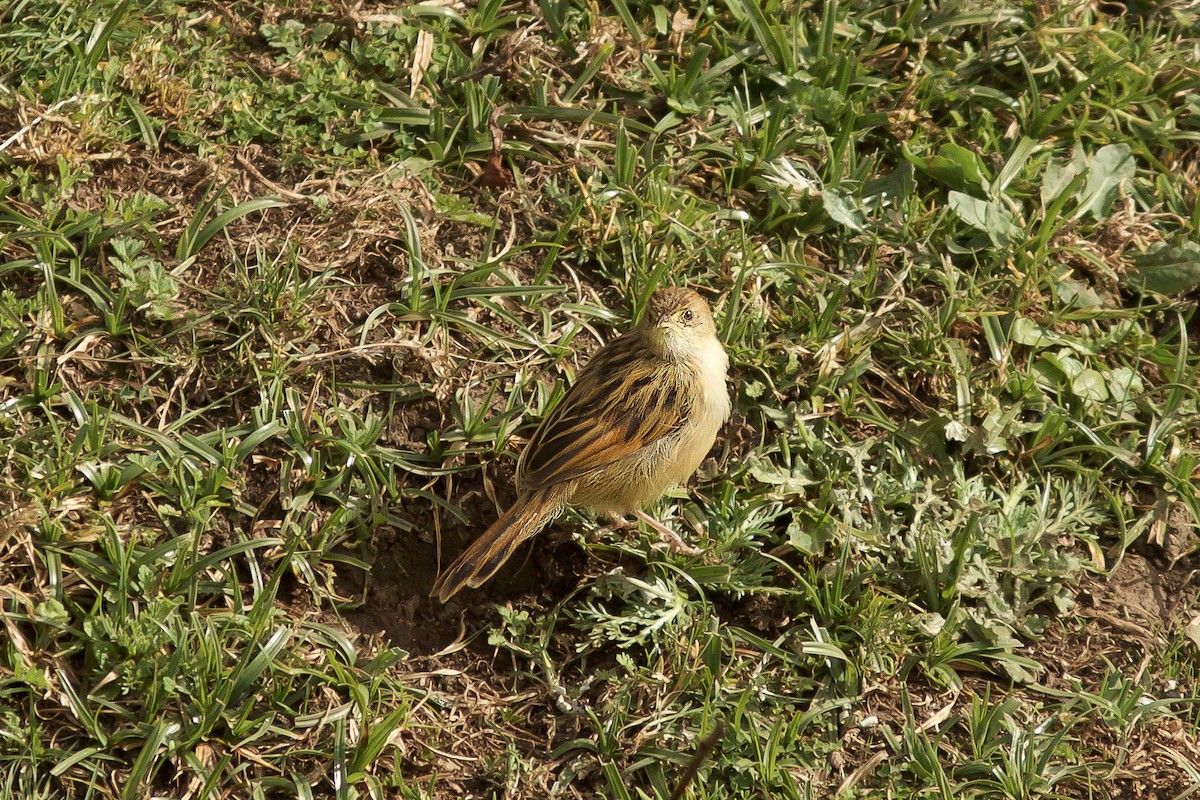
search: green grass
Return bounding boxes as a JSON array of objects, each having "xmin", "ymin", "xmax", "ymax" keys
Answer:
[{"xmin": 2, "ymin": 0, "xmax": 1200, "ymax": 797}]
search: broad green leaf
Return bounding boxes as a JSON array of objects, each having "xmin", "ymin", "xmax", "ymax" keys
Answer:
[
  {"xmin": 1105, "ymin": 366, "xmax": 1143, "ymax": 406},
  {"xmin": 948, "ymin": 191, "xmax": 1020, "ymax": 246},
  {"xmin": 1126, "ymin": 239, "xmax": 1200, "ymax": 295},
  {"xmin": 1074, "ymin": 143, "xmax": 1135, "ymax": 221},
  {"xmin": 906, "ymin": 143, "xmax": 988, "ymax": 191},
  {"xmin": 822, "ymin": 189, "xmax": 865, "ymax": 232},
  {"xmin": 1051, "ymin": 349, "xmax": 1085, "ymax": 379},
  {"xmin": 1071, "ymin": 369, "xmax": 1108, "ymax": 402},
  {"xmin": 939, "ymin": 143, "xmax": 988, "ymax": 187},
  {"xmin": 1041, "ymin": 158, "xmax": 1082, "ymax": 206},
  {"xmin": 948, "ymin": 191, "xmax": 991, "ymax": 230},
  {"xmin": 1052, "ymin": 276, "xmax": 1103, "ymax": 309},
  {"xmin": 787, "ymin": 514, "xmax": 833, "ymax": 554}
]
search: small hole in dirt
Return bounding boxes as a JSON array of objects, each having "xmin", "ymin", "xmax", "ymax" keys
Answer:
[{"xmin": 339, "ymin": 522, "xmax": 595, "ymax": 656}]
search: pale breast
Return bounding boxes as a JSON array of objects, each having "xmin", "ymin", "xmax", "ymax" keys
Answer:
[
  {"xmin": 665, "ymin": 335, "xmax": 730, "ymax": 484},
  {"xmin": 566, "ymin": 334, "xmax": 730, "ymax": 515}
]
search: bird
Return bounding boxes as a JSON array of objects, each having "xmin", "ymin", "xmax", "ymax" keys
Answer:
[{"xmin": 431, "ymin": 287, "xmax": 731, "ymax": 602}]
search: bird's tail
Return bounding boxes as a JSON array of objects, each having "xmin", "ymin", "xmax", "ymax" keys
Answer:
[{"xmin": 431, "ymin": 490, "xmax": 563, "ymax": 602}]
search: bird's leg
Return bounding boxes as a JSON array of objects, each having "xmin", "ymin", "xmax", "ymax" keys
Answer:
[
  {"xmin": 603, "ymin": 512, "xmax": 634, "ymax": 531},
  {"xmin": 634, "ymin": 509, "xmax": 702, "ymax": 556},
  {"xmin": 600, "ymin": 512, "xmax": 703, "ymax": 556}
]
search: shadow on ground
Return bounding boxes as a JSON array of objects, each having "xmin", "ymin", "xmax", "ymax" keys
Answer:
[{"xmin": 340, "ymin": 513, "xmax": 596, "ymax": 655}]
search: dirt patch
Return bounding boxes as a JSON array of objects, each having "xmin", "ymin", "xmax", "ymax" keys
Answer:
[
  {"xmin": 1043, "ymin": 549, "xmax": 1199, "ymax": 794},
  {"xmin": 1078, "ymin": 524, "xmax": 1200, "ymax": 643},
  {"xmin": 341, "ymin": 505, "xmax": 599, "ymax": 656}
]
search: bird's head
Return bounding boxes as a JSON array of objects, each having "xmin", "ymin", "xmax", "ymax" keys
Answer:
[{"xmin": 638, "ymin": 287, "xmax": 718, "ymax": 356}]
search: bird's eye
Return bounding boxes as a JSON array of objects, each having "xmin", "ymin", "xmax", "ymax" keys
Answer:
[{"xmin": 683, "ymin": 308, "xmax": 695, "ymax": 322}]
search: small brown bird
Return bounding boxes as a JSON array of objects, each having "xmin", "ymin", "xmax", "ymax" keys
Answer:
[{"xmin": 431, "ymin": 287, "xmax": 731, "ymax": 602}]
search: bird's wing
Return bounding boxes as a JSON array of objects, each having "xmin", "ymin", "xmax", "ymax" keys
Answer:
[{"xmin": 517, "ymin": 333, "xmax": 689, "ymax": 491}]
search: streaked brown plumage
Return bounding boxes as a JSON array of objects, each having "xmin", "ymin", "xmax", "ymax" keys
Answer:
[{"xmin": 431, "ymin": 288, "xmax": 731, "ymax": 602}]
